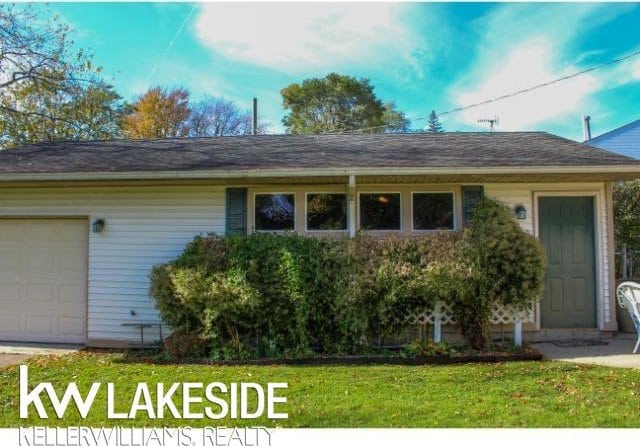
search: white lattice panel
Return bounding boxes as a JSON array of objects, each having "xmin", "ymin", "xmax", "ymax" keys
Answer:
[{"xmin": 406, "ymin": 303, "xmax": 534, "ymax": 326}]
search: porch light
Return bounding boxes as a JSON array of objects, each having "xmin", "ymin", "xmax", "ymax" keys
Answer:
[
  {"xmin": 92, "ymin": 218, "xmax": 106, "ymax": 233},
  {"xmin": 514, "ymin": 205, "xmax": 527, "ymax": 220}
]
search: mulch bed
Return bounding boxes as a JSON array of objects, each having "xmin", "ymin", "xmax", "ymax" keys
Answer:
[{"xmin": 103, "ymin": 346, "xmax": 543, "ymax": 366}]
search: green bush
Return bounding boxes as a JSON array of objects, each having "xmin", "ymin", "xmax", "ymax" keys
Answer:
[
  {"xmin": 350, "ymin": 234, "xmax": 458, "ymax": 343},
  {"xmin": 163, "ymin": 328, "xmax": 208, "ymax": 359},
  {"xmin": 150, "ymin": 232, "xmax": 458, "ymax": 358},
  {"xmin": 149, "ymin": 205, "xmax": 546, "ymax": 357},
  {"xmin": 456, "ymin": 198, "xmax": 547, "ymax": 349}
]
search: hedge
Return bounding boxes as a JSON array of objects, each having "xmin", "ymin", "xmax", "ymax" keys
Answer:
[{"xmin": 150, "ymin": 198, "xmax": 546, "ymax": 358}]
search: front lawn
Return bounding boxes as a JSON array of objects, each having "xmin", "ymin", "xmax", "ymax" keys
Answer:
[{"xmin": 1, "ymin": 352, "xmax": 639, "ymax": 427}]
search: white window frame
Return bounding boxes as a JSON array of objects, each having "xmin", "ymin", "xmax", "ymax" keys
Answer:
[
  {"xmin": 253, "ymin": 192, "xmax": 296, "ymax": 233},
  {"xmin": 410, "ymin": 191, "xmax": 457, "ymax": 232},
  {"xmin": 357, "ymin": 191, "xmax": 403, "ymax": 232},
  {"xmin": 304, "ymin": 192, "xmax": 349, "ymax": 233}
]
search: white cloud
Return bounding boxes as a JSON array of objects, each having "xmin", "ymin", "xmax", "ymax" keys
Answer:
[
  {"xmin": 445, "ymin": 3, "xmax": 635, "ymax": 132},
  {"xmin": 632, "ymin": 59, "xmax": 640, "ymax": 79},
  {"xmin": 194, "ymin": 3, "xmax": 420, "ymax": 73},
  {"xmin": 452, "ymin": 39, "xmax": 600, "ymax": 130}
]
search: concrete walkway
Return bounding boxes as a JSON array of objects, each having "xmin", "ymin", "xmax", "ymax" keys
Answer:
[
  {"xmin": 0, "ymin": 342, "xmax": 82, "ymax": 368},
  {"xmin": 534, "ymin": 333, "xmax": 640, "ymax": 369}
]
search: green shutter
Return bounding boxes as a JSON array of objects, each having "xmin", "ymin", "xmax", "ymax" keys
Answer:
[
  {"xmin": 461, "ymin": 186, "xmax": 484, "ymax": 226},
  {"xmin": 225, "ymin": 188, "xmax": 247, "ymax": 236}
]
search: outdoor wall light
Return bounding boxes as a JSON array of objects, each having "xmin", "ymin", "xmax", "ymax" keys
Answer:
[
  {"xmin": 514, "ymin": 204, "xmax": 527, "ymax": 220},
  {"xmin": 92, "ymin": 218, "xmax": 106, "ymax": 233}
]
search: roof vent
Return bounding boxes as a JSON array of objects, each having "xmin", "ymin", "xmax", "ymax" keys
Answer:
[{"xmin": 582, "ymin": 115, "xmax": 592, "ymax": 141}]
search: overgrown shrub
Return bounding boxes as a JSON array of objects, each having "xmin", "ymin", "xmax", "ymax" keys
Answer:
[
  {"xmin": 456, "ymin": 198, "xmax": 547, "ymax": 349},
  {"xmin": 151, "ymin": 232, "xmax": 458, "ymax": 358},
  {"xmin": 350, "ymin": 234, "xmax": 458, "ymax": 343},
  {"xmin": 163, "ymin": 328, "xmax": 208, "ymax": 359},
  {"xmin": 149, "ymin": 203, "xmax": 546, "ymax": 357}
]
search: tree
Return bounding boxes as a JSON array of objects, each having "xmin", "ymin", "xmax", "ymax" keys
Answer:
[
  {"xmin": 459, "ymin": 198, "xmax": 546, "ymax": 349},
  {"xmin": 123, "ymin": 86, "xmax": 190, "ymax": 138},
  {"xmin": 0, "ymin": 80, "xmax": 125, "ymax": 147},
  {"xmin": 281, "ymin": 73, "xmax": 393, "ymax": 134},
  {"xmin": 614, "ymin": 180, "xmax": 640, "ymax": 250},
  {"xmin": 188, "ymin": 97, "xmax": 266, "ymax": 137},
  {"xmin": 381, "ymin": 102, "xmax": 411, "ymax": 133},
  {"xmin": 0, "ymin": 4, "xmax": 122, "ymax": 148},
  {"xmin": 427, "ymin": 110, "xmax": 444, "ymax": 132}
]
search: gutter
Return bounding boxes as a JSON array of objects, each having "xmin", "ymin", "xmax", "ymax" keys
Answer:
[{"xmin": 1, "ymin": 165, "xmax": 640, "ymax": 182}]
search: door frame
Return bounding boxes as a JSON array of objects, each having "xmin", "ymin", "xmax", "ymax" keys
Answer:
[{"xmin": 533, "ymin": 191, "xmax": 605, "ymax": 330}]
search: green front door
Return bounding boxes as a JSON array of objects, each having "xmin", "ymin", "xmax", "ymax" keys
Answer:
[{"xmin": 539, "ymin": 196, "xmax": 597, "ymax": 328}]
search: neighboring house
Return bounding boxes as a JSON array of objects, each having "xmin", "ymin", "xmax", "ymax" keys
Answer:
[
  {"xmin": 588, "ymin": 118, "xmax": 640, "ymax": 159},
  {"xmin": 0, "ymin": 132, "xmax": 639, "ymax": 346}
]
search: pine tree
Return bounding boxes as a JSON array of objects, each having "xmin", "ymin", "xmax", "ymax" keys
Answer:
[{"xmin": 427, "ymin": 110, "xmax": 444, "ymax": 133}]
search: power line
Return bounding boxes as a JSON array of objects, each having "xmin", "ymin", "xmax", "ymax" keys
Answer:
[
  {"xmin": 438, "ymin": 48, "xmax": 640, "ymax": 117},
  {"xmin": 322, "ymin": 46, "xmax": 640, "ymax": 134}
]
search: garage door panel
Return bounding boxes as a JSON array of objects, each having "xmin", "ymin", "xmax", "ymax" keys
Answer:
[
  {"xmin": 59, "ymin": 318, "xmax": 85, "ymax": 336},
  {"xmin": 0, "ymin": 315, "xmax": 20, "ymax": 332},
  {"xmin": 26, "ymin": 316, "xmax": 54, "ymax": 335},
  {"xmin": 0, "ymin": 283, "xmax": 20, "ymax": 300},
  {"xmin": 25, "ymin": 284, "xmax": 57, "ymax": 301},
  {"xmin": 60, "ymin": 284, "xmax": 85, "ymax": 302},
  {"xmin": 0, "ymin": 219, "xmax": 87, "ymax": 344},
  {"xmin": 0, "ymin": 225, "xmax": 25, "ymax": 241},
  {"xmin": 27, "ymin": 222, "xmax": 57, "ymax": 242},
  {"xmin": 25, "ymin": 251, "xmax": 56, "ymax": 270}
]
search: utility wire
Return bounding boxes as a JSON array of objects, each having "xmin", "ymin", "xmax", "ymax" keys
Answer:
[{"xmin": 324, "ymin": 47, "xmax": 640, "ymax": 134}]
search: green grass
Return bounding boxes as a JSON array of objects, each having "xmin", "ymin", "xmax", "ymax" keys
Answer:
[{"xmin": 1, "ymin": 352, "xmax": 639, "ymax": 427}]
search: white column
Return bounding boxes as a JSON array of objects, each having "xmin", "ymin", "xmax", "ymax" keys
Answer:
[
  {"xmin": 348, "ymin": 174, "xmax": 356, "ymax": 238},
  {"xmin": 514, "ymin": 315, "xmax": 523, "ymax": 346}
]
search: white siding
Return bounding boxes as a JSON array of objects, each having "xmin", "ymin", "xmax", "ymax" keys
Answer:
[
  {"xmin": 0, "ymin": 181, "xmax": 616, "ymax": 343},
  {"xmin": 0, "ymin": 185, "xmax": 225, "ymax": 343}
]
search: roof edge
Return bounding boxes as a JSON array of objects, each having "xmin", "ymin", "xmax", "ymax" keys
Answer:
[
  {"xmin": 589, "ymin": 118, "xmax": 640, "ymax": 143},
  {"xmin": 1, "ymin": 165, "xmax": 640, "ymax": 182}
]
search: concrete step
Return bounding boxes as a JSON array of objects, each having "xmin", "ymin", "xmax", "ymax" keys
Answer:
[{"xmin": 525, "ymin": 328, "xmax": 614, "ymax": 343}]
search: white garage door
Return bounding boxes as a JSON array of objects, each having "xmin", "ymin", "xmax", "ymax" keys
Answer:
[{"xmin": 0, "ymin": 219, "xmax": 88, "ymax": 343}]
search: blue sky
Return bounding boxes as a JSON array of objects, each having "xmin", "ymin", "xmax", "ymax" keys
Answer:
[{"xmin": 41, "ymin": 2, "xmax": 640, "ymax": 140}]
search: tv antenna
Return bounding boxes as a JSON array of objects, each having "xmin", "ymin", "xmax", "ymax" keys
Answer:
[{"xmin": 478, "ymin": 116, "xmax": 500, "ymax": 132}]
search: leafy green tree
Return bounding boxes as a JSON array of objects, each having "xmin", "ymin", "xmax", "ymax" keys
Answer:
[
  {"xmin": 0, "ymin": 4, "xmax": 121, "ymax": 148},
  {"xmin": 0, "ymin": 80, "xmax": 125, "ymax": 147},
  {"xmin": 459, "ymin": 198, "xmax": 546, "ymax": 349},
  {"xmin": 381, "ymin": 102, "xmax": 411, "ymax": 133},
  {"xmin": 282, "ymin": 73, "xmax": 407, "ymax": 134},
  {"xmin": 614, "ymin": 180, "xmax": 640, "ymax": 250},
  {"xmin": 427, "ymin": 110, "xmax": 444, "ymax": 132}
]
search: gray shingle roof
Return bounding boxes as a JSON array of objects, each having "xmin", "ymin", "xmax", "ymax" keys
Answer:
[{"xmin": 0, "ymin": 132, "xmax": 637, "ymax": 175}]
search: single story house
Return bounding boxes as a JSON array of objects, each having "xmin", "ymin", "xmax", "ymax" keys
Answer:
[
  {"xmin": 0, "ymin": 132, "xmax": 639, "ymax": 347},
  {"xmin": 587, "ymin": 117, "xmax": 640, "ymax": 159}
]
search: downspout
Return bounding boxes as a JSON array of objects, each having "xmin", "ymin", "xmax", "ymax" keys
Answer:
[{"xmin": 348, "ymin": 174, "xmax": 356, "ymax": 238}]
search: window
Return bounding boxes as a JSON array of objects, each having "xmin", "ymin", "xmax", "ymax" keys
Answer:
[
  {"xmin": 306, "ymin": 193, "xmax": 347, "ymax": 231},
  {"xmin": 412, "ymin": 192, "xmax": 454, "ymax": 230},
  {"xmin": 254, "ymin": 193, "xmax": 295, "ymax": 231},
  {"xmin": 359, "ymin": 193, "xmax": 401, "ymax": 230}
]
